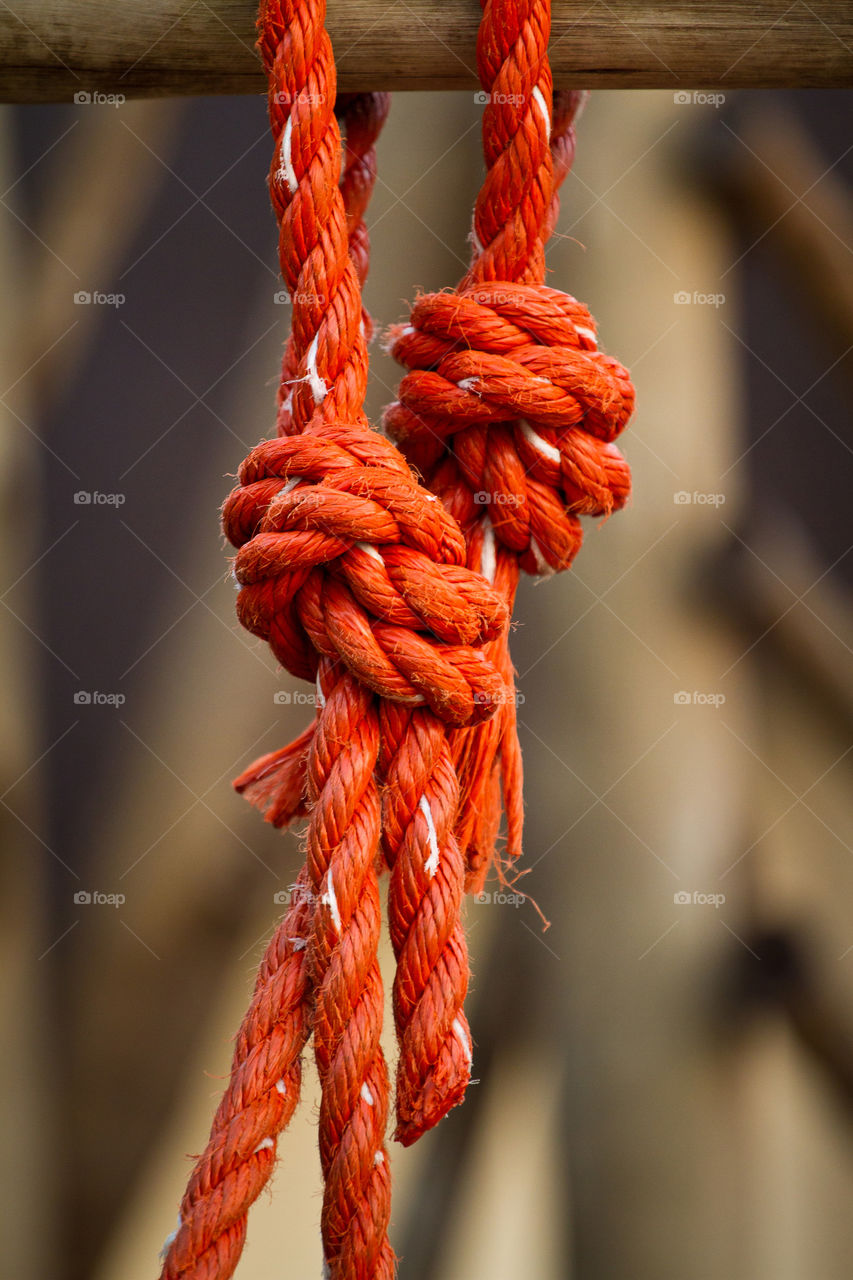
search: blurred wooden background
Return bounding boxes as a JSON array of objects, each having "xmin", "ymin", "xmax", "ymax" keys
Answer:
[{"xmin": 1, "ymin": 86, "xmax": 852, "ymax": 1279}]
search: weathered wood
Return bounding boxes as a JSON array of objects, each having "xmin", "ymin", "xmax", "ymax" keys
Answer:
[{"xmin": 1, "ymin": 1, "xmax": 851, "ymax": 100}]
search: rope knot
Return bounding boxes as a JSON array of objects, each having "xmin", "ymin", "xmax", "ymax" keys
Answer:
[
  {"xmin": 384, "ymin": 282, "xmax": 634, "ymax": 575},
  {"xmin": 222, "ymin": 421, "xmax": 508, "ymax": 725}
]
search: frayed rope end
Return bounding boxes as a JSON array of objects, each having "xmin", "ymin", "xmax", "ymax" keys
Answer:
[{"xmin": 233, "ymin": 723, "xmax": 314, "ymax": 827}]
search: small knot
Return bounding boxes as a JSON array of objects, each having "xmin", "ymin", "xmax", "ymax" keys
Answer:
[
  {"xmin": 222, "ymin": 421, "xmax": 507, "ymax": 726},
  {"xmin": 384, "ymin": 282, "xmax": 634, "ymax": 575}
]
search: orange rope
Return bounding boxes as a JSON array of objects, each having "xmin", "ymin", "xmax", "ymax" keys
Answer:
[
  {"xmin": 274, "ymin": 90, "xmax": 390, "ymax": 438},
  {"xmin": 159, "ymin": 869, "xmax": 312, "ymax": 1278},
  {"xmin": 385, "ymin": 5, "xmax": 635, "ymax": 892},
  {"xmin": 161, "ymin": 2, "xmax": 504, "ymax": 1277},
  {"xmin": 160, "ymin": 1, "xmax": 636, "ymax": 1276}
]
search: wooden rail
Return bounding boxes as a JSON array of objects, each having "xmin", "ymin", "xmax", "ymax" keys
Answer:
[{"xmin": 1, "ymin": 1, "xmax": 851, "ymax": 101}]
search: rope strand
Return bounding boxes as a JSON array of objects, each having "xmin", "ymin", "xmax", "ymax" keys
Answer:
[
  {"xmin": 162, "ymin": 2, "xmax": 510, "ymax": 1276},
  {"xmin": 385, "ymin": 1, "xmax": 635, "ymax": 891},
  {"xmin": 159, "ymin": 870, "xmax": 313, "ymax": 1280},
  {"xmin": 161, "ymin": 2, "xmax": 634, "ymax": 1275},
  {"xmin": 305, "ymin": 658, "xmax": 393, "ymax": 1277},
  {"xmin": 378, "ymin": 704, "xmax": 473, "ymax": 1145}
]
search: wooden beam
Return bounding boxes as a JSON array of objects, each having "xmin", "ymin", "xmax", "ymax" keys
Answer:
[{"xmin": 1, "ymin": 1, "xmax": 851, "ymax": 101}]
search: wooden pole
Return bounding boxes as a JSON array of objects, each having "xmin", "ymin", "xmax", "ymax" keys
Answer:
[{"xmin": 1, "ymin": 1, "xmax": 851, "ymax": 101}]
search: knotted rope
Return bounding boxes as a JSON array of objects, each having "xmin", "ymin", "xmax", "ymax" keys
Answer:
[
  {"xmin": 160, "ymin": 1, "xmax": 636, "ymax": 1276},
  {"xmin": 160, "ymin": 2, "xmax": 506, "ymax": 1277},
  {"xmin": 384, "ymin": 3, "xmax": 635, "ymax": 891}
]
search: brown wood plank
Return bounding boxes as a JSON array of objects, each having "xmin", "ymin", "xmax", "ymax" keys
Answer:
[{"xmin": 0, "ymin": 2, "xmax": 851, "ymax": 101}]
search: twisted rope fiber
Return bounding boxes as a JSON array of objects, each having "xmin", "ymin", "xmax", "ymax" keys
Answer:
[
  {"xmin": 274, "ymin": 90, "xmax": 390, "ymax": 440},
  {"xmin": 248, "ymin": 0, "xmax": 506, "ymax": 1172},
  {"xmin": 273, "ymin": 85, "xmax": 609, "ymax": 883},
  {"xmin": 384, "ymin": 2, "xmax": 636, "ymax": 890},
  {"xmin": 161, "ymin": 2, "xmax": 509, "ymax": 1276},
  {"xmin": 158, "ymin": 92, "xmax": 390, "ymax": 1280},
  {"xmin": 160, "ymin": 0, "xmax": 637, "ymax": 1273}
]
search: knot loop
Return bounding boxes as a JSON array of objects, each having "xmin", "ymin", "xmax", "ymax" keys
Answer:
[
  {"xmin": 223, "ymin": 421, "xmax": 508, "ymax": 725},
  {"xmin": 385, "ymin": 282, "xmax": 634, "ymax": 575}
]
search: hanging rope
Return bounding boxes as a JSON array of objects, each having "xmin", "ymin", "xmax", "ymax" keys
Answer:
[
  {"xmin": 273, "ymin": 90, "xmax": 390, "ymax": 439},
  {"xmin": 385, "ymin": 2, "xmax": 635, "ymax": 892},
  {"xmin": 158, "ymin": 91, "xmax": 391, "ymax": 1280},
  {"xmin": 160, "ymin": 1, "xmax": 635, "ymax": 1277},
  {"xmin": 161, "ymin": 1, "xmax": 505, "ymax": 1276}
]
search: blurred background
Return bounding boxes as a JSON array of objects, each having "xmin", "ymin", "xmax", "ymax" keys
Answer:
[{"xmin": 1, "ymin": 85, "xmax": 852, "ymax": 1279}]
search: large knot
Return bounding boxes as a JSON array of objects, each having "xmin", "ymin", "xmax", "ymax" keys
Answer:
[
  {"xmin": 384, "ymin": 282, "xmax": 634, "ymax": 575},
  {"xmin": 222, "ymin": 421, "xmax": 507, "ymax": 726}
]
